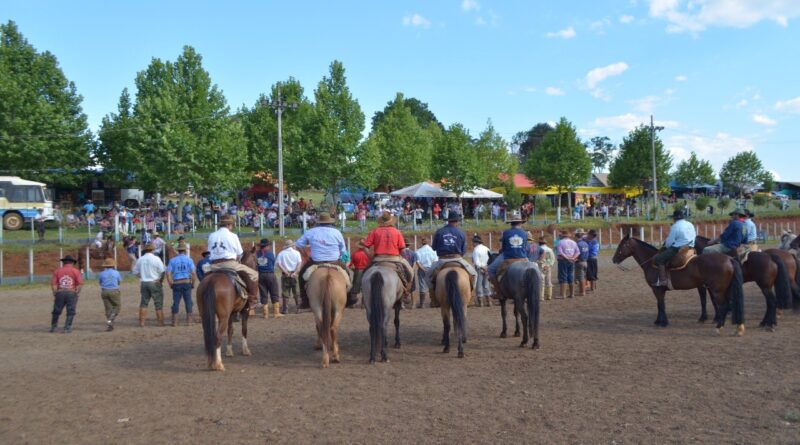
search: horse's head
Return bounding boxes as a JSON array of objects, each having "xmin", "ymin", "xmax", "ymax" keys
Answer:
[
  {"xmin": 612, "ymin": 235, "xmax": 634, "ymax": 264},
  {"xmin": 780, "ymin": 231, "xmax": 796, "ymax": 250}
]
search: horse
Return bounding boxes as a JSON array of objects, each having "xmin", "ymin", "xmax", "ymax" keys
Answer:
[
  {"xmin": 306, "ymin": 266, "xmax": 348, "ymax": 368},
  {"xmin": 693, "ymin": 236, "xmax": 783, "ymax": 330},
  {"xmin": 196, "ymin": 248, "xmax": 257, "ymax": 371},
  {"xmin": 361, "ymin": 265, "xmax": 403, "ymax": 364},
  {"xmin": 434, "ymin": 267, "xmax": 471, "ymax": 358},
  {"xmin": 764, "ymin": 247, "xmax": 800, "ymax": 311},
  {"xmin": 496, "ymin": 261, "xmax": 542, "ymax": 349},
  {"xmin": 612, "ymin": 235, "xmax": 746, "ymax": 335},
  {"xmin": 780, "ymin": 231, "xmax": 796, "ymax": 250},
  {"xmin": 77, "ymin": 238, "xmax": 115, "ymax": 272}
]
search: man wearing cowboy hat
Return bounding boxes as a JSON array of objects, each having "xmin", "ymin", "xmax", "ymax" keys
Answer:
[
  {"xmin": 361, "ymin": 211, "xmax": 415, "ymax": 300},
  {"xmin": 167, "ymin": 241, "xmax": 197, "ymax": 326},
  {"xmin": 50, "ymin": 255, "xmax": 83, "ymax": 333},
  {"xmin": 487, "ymin": 210, "xmax": 530, "ymax": 295},
  {"xmin": 133, "ymin": 242, "xmax": 166, "ymax": 326},
  {"xmin": 98, "ymin": 258, "xmax": 122, "ymax": 331},
  {"xmin": 256, "ymin": 238, "xmax": 282, "ymax": 319},
  {"xmin": 654, "ymin": 209, "xmax": 696, "ymax": 286},
  {"xmin": 295, "ymin": 212, "xmax": 347, "ymax": 309},
  {"xmin": 743, "ymin": 209, "xmax": 759, "ymax": 252},
  {"xmin": 556, "ymin": 230, "xmax": 580, "ymax": 298},
  {"xmin": 703, "ymin": 208, "xmax": 748, "ymax": 257},
  {"xmin": 276, "ymin": 239, "xmax": 303, "ymax": 313},
  {"xmin": 428, "ymin": 213, "xmax": 477, "ymax": 294},
  {"xmin": 471, "ymin": 234, "xmax": 492, "ymax": 307},
  {"xmin": 207, "ymin": 214, "xmax": 260, "ymax": 314}
]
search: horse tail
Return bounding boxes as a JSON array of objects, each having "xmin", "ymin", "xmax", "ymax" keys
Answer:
[
  {"xmin": 321, "ymin": 271, "xmax": 333, "ymax": 350},
  {"xmin": 727, "ymin": 258, "xmax": 745, "ymax": 326},
  {"xmin": 369, "ymin": 272, "xmax": 384, "ymax": 350},
  {"xmin": 200, "ymin": 282, "xmax": 217, "ymax": 361},
  {"xmin": 445, "ymin": 270, "xmax": 466, "ymax": 339},
  {"xmin": 768, "ymin": 253, "xmax": 791, "ymax": 310},
  {"xmin": 793, "ymin": 256, "xmax": 800, "ymax": 311},
  {"xmin": 525, "ymin": 267, "xmax": 540, "ymax": 339}
]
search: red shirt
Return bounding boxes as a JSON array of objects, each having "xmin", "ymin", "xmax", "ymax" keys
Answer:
[
  {"xmin": 363, "ymin": 226, "xmax": 406, "ymax": 256},
  {"xmin": 350, "ymin": 249, "xmax": 370, "ymax": 270},
  {"xmin": 51, "ymin": 265, "xmax": 83, "ymax": 292}
]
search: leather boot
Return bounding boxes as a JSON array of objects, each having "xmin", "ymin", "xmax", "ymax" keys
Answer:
[
  {"xmin": 185, "ymin": 313, "xmax": 193, "ymax": 326},
  {"xmin": 156, "ymin": 309, "xmax": 165, "ymax": 326},
  {"xmin": 262, "ymin": 304, "xmax": 269, "ymax": 319},
  {"xmin": 273, "ymin": 303, "xmax": 284, "ymax": 318},
  {"xmin": 50, "ymin": 314, "xmax": 59, "ymax": 333},
  {"xmin": 139, "ymin": 308, "xmax": 147, "ymax": 327},
  {"xmin": 484, "ymin": 297, "xmax": 492, "ymax": 307},
  {"xmin": 64, "ymin": 315, "xmax": 74, "ymax": 333},
  {"xmin": 346, "ymin": 292, "xmax": 357, "ymax": 308},
  {"xmin": 417, "ymin": 292, "xmax": 426, "ymax": 309},
  {"xmin": 281, "ymin": 297, "xmax": 289, "ymax": 314},
  {"xmin": 171, "ymin": 314, "xmax": 178, "ymax": 327},
  {"xmin": 656, "ymin": 265, "xmax": 668, "ymax": 287}
]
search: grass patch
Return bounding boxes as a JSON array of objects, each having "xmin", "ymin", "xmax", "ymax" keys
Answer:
[{"xmin": 781, "ymin": 409, "xmax": 800, "ymax": 423}]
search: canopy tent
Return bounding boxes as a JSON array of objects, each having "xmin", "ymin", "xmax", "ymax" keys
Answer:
[
  {"xmin": 390, "ymin": 181, "xmax": 456, "ymax": 198},
  {"xmin": 460, "ymin": 187, "xmax": 503, "ymax": 199}
]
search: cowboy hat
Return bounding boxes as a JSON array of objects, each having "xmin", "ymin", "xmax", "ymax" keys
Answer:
[
  {"xmin": 142, "ymin": 242, "xmax": 155, "ymax": 252},
  {"xmin": 538, "ymin": 236, "xmax": 548, "ymax": 245},
  {"xmin": 219, "ymin": 214, "xmax": 235, "ymax": 225},
  {"xmin": 101, "ymin": 258, "xmax": 116, "ymax": 268},
  {"xmin": 317, "ymin": 212, "xmax": 335, "ymax": 224},
  {"xmin": 574, "ymin": 228, "xmax": 585, "ymax": 237},
  {"xmin": 505, "ymin": 210, "xmax": 524, "ymax": 224},
  {"xmin": 176, "ymin": 242, "xmax": 187, "ymax": 251},
  {"xmin": 447, "ymin": 213, "xmax": 462, "ymax": 223},
  {"xmin": 729, "ymin": 208, "xmax": 746, "ymax": 217},
  {"xmin": 472, "ymin": 234, "xmax": 483, "ymax": 243},
  {"xmin": 284, "ymin": 239, "xmax": 295, "ymax": 247},
  {"xmin": 744, "ymin": 209, "xmax": 755, "ymax": 217},
  {"xmin": 259, "ymin": 238, "xmax": 270, "ymax": 247},
  {"xmin": 60, "ymin": 255, "xmax": 77, "ymax": 263},
  {"xmin": 378, "ymin": 211, "xmax": 395, "ymax": 226}
]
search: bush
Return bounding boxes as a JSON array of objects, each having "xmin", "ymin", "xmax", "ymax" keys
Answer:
[
  {"xmin": 718, "ymin": 197, "xmax": 731, "ymax": 212},
  {"xmin": 505, "ymin": 187, "xmax": 523, "ymax": 210},
  {"xmin": 752, "ymin": 194, "xmax": 768, "ymax": 207},
  {"xmin": 694, "ymin": 196, "xmax": 710, "ymax": 212}
]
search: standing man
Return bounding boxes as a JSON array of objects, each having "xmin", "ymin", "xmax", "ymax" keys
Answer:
[
  {"xmin": 427, "ymin": 213, "xmax": 477, "ymax": 297},
  {"xmin": 574, "ymin": 230, "xmax": 589, "ymax": 297},
  {"xmin": 207, "ymin": 214, "xmax": 259, "ymax": 319},
  {"xmin": 196, "ymin": 250, "xmax": 211, "ymax": 281},
  {"xmin": 256, "ymin": 238, "xmax": 282, "ymax": 319},
  {"xmin": 348, "ymin": 240, "xmax": 370, "ymax": 308},
  {"xmin": 276, "ymin": 239, "xmax": 303, "ymax": 313},
  {"xmin": 50, "ymin": 255, "xmax": 83, "ymax": 333},
  {"xmin": 35, "ymin": 208, "xmax": 47, "ymax": 241},
  {"xmin": 414, "ymin": 237, "xmax": 438, "ymax": 308},
  {"xmin": 653, "ymin": 209, "xmax": 696, "ymax": 286},
  {"xmin": 703, "ymin": 209, "xmax": 747, "ymax": 256},
  {"xmin": 536, "ymin": 237, "xmax": 556, "ymax": 301},
  {"xmin": 98, "ymin": 258, "xmax": 122, "ymax": 331},
  {"xmin": 295, "ymin": 212, "xmax": 347, "ymax": 310},
  {"xmin": 151, "ymin": 232, "xmax": 165, "ymax": 260},
  {"xmin": 744, "ymin": 209, "xmax": 759, "ymax": 251},
  {"xmin": 586, "ymin": 229, "xmax": 600, "ymax": 292},
  {"xmin": 556, "ymin": 230, "xmax": 580, "ymax": 298},
  {"xmin": 166, "ymin": 241, "xmax": 196, "ymax": 326},
  {"xmin": 471, "ymin": 234, "xmax": 491, "ymax": 307},
  {"xmin": 133, "ymin": 242, "xmax": 166, "ymax": 326}
]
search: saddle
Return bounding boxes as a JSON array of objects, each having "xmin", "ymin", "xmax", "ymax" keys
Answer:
[
  {"xmin": 432, "ymin": 258, "xmax": 475, "ymax": 290},
  {"xmin": 668, "ymin": 246, "xmax": 696, "ymax": 271},
  {"xmin": 303, "ymin": 262, "xmax": 352, "ymax": 291},
  {"xmin": 372, "ymin": 260, "xmax": 413, "ymax": 293}
]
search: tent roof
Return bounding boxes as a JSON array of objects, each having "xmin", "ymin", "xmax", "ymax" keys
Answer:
[
  {"xmin": 390, "ymin": 181, "xmax": 456, "ymax": 198},
  {"xmin": 460, "ymin": 187, "xmax": 503, "ymax": 199}
]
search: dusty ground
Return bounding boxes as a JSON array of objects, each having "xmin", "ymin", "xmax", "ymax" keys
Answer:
[{"xmin": 1, "ymin": 254, "xmax": 799, "ymax": 444}]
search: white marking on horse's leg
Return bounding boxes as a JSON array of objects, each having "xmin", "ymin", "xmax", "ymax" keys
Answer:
[
  {"xmin": 225, "ymin": 344, "xmax": 234, "ymax": 357},
  {"xmin": 241, "ymin": 337, "xmax": 251, "ymax": 356}
]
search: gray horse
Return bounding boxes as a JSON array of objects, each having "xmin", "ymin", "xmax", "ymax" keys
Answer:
[
  {"xmin": 497, "ymin": 261, "xmax": 543, "ymax": 349},
  {"xmin": 361, "ymin": 265, "xmax": 403, "ymax": 364}
]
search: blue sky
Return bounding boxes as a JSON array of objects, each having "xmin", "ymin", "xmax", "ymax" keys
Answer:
[{"xmin": 3, "ymin": 0, "xmax": 799, "ymax": 180}]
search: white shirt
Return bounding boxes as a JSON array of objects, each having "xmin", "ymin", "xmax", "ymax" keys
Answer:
[
  {"xmin": 276, "ymin": 247, "xmax": 302, "ymax": 274},
  {"xmin": 472, "ymin": 244, "xmax": 490, "ymax": 268},
  {"xmin": 538, "ymin": 245, "xmax": 556, "ymax": 267},
  {"xmin": 207, "ymin": 227, "xmax": 243, "ymax": 261},
  {"xmin": 133, "ymin": 253, "xmax": 165, "ymax": 282},
  {"xmin": 415, "ymin": 244, "xmax": 438, "ymax": 269},
  {"xmin": 664, "ymin": 219, "xmax": 696, "ymax": 248}
]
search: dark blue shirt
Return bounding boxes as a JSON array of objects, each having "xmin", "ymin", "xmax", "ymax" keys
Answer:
[
  {"xmin": 577, "ymin": 239, "xmax": 590, "ymax": 261},
  {"xmin": 196, "ymin": 257, "xmax": 211, "ymax": 281},
  {"xmin": 432, "ymin": 224, "xmax": 466, "ymax": 257},
  {"xmin": 501, "ymin": 227, "xmax": 529, "ymax": 259},
  {"xmin": 587, "ymin": 239, "xmax": 600, "ymax": 258},
  {"xmin": 256, "ymin": 249, "xmax": 276, "ymax": 273},
  {"xmin": 720, "ymin": 219, "xmax": 747, "ymax": 249}
]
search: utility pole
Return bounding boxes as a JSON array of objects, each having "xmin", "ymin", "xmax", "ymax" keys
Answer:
[
  {"xmin": 650, "ymin": 115, "xmax": 664, "ymax": 220},
  {"xmin": 264, "ymin": 85, "xmax": 297, "ymax": 237}
]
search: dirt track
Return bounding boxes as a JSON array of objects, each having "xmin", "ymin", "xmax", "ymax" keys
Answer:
[{"xmin": 1, "ymin": 254, "xmax": 799, "ymax": 444}]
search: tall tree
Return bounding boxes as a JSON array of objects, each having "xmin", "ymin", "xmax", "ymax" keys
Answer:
[
  {"xmin": 672, "ymin": 151, "xmax": 716, "ymax": 186},
  {"xmin": 98, "ymin": 46, "xmax": 249, "ymax": 200},
  {"xmin": 0, "ymin": 21, "xmax": 93, "ymax": 186},
  {"xmin": 371, "ymin": 96, "xmax": 442, "ymax": 132},
  {"xmin": 305, "ymin": 60, "xmax": 366, "ymax": 204},
  {"xmin": 719, "ymin": 151, "xmax": 772, "ymax": 196},
  {"xmin": 523, "ymin": 117, "xmax": 591, "ymax": 222},
  {"xmin": 366, "ymin": 92, "xmax": 433, "ymax": 189},
  {"xmin": 512, "ymin": 122, "xmax": 553, "ymax": 167},
  {"xmin": 432, "ymin": 123, "xmax": 481, "ymax": 198},
  {"xmin": 474, "ymin": 119, "xmax": 516, "ymax": 188},
  {"xmin": 587, "ymin": 136, "xmax": 615, "ymax": 172},
  {"xmin": 608, "ymin": 125, "xmax": 672, "ymax": 196}
]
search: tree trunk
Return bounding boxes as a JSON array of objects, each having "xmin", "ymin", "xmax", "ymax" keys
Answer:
[{"xmin": 556, "ymin": 192, "xmax": 562, "ymax": 224}]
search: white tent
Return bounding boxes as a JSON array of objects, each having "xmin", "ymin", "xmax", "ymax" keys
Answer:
[
  {"xmin": 460, "ymin": 187, "xmax": 504, "ymax": 199},
  {"xmin": 390, "ymin": 181, "xmax": 456, "ymax": 198}
]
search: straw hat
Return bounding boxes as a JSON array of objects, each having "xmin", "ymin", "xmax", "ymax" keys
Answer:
[
  {"xmin": 505, "ymin": 210, "xmax": 524, "ymax": 224},
  {"xmin": 101, "ymin": 258, "xmax": 116, "ymax": 268},
  {"xmin": 142, "ymin": 242, "xmax": 155, "ymax": 252},
  {"xmin": 574, "ymin": 228, "xmax": 585, "ymax": 237},
  {"xmin": 378, "ymin": 211, "xmax": 395, "ymax": 226},
  {"xmin": 220, "ymin": 214, "xmax": 235, "ymax": 225},
  {"xmin": 317, "ymin": 212, "xmax": 335, "ymax": 224},
  {"xmin": 284, "ymin": 239, "xmax": 295, "ymax": 247}
]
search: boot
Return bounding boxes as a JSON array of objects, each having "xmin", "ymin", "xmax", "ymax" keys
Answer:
[
  {"xmin": 656, "ymin": 265, "xmax": 668, "ymax": 287},
  {"xmin": 281, "ymin": 297, "xmax": 289, "ymax": 315},
  {"xmin": 546, "ymin": 287, "xmax": 553, "ymax": 301},
  {"xmin": 171, "ymin": 314, "xmax": 178, "ymax": 327},
  {"xmin": 262, "ymin": 304, "xmax": 269, "ymax": 319},
  {"xmin": 63, "ymin": 315, "xmax": 74, "ymax": 333},
  {"xmin": 484, "ymin": 297, "xmax": 492, "ymax": 307},
  {"xmin": 139, "ymin": 308, "xmax": 147, "ymax": 327},
  {"xmin": 577, "ymin": 280, "xmax": 586, "ymax": 297},
  {"xmin": 156, "ymin": 309, "xmax": 165, "ymax": 326},
  {"xmin": 107, "ymin": 312, "xmax": 117, "ymax": 331},
  {"xmin": 186, "ymin": 313, "xmax": 193, "ymax": 326},
  {"xmin": 50, "ymin": 314, "xmax": 59, "ymax": 333},
  {"xmin": 273, "ymin": 303, "xmax": 284, "ymax": 318},
  {"xmin": 568, "ymin": 284, "xmax": 574, "ymax": 298},
  {"xmin": 417, "ymin": 292, "xmax": 427, "ymax": 309}
]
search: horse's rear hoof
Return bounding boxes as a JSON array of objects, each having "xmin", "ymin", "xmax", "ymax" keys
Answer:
[
  {"xmin": 369, "ymin": 359, "xmax": 376, "ymax": 365},
  {"xmin": 380, "ymin": 357, "xmax": 389, "ymax": 363},
  {"xmin": 499, "ymin": 332, "xmax": 507, "ymax": 338},
  {"xmin": 513, "ymin": 332, "xmax": 520, "ymax": 338},
  {"xmin": 714, "ymin": 327, "xmax": 722, "ymax": 336},
  {"xmin": 735, "ymin": 324, "xmax": 745, "ymax": 337},
  {"xmin": 697, "ymin": 317, "xmax": 707, "ymax": 323},
  {"xmin": 765, "ymin": 325, "xmax": 776, "ymax": 333},
  {"xmin": 442, "ymin": 347, "xmax": 449, "ymax": 354},
  {"xmin": 519, "ymin": 341, "xmax": 528, "ymax": 348},
  {"xmin": 532, "ymin": 340, "xmax": 540, "ymax": 350},
  {"xmin": 457, "ymin": 351, "xmax": 464, "ymax": 358}
]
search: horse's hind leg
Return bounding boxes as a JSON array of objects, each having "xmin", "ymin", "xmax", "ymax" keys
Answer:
[
  {"xmin": 241, "ymin": 311, "xmax": 252, "ymax": 356},
  {"xmin": 698, "ymin": 287, "xmax": 709, "ymax": 322},
  {"xmin": 517, "ymin": 300, "xmax": 529, "ymax": 348},
  {"xmin": 331, "ymin": 309, "xmax": 343, "ymax": 364},
  {"xmin": 513, "ymin": 305, "xmax": 521, "ymax": 337},
  {"xmin": 393, "ymin": 301, "xmax": 401, "ymax": 349},
  {"xmin": 442, "ymin": 312, "xmax": 451, "ymax": 354},
  {"xmin": 499, "ymin": 298, "xmax": 508, "ymax": 338},
  {"xmin": 225, "ymin": 315, "xmax": 235, "ymax": 357},
  {"xmin": 758, "ymin": 286, "xmax": 777, "ymax": 331}
]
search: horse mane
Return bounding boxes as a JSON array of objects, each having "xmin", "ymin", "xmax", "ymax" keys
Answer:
[
  {"xmin": 696, "ymin": 235, "xmax": 710, "ymax": 242},
  {"xmin": 630, "ymin": 236, "xmax": 658, "ymax": 252}
]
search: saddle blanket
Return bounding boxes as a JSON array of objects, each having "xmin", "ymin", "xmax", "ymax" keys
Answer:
[
  {"xmin": 303, "ymin": 263, "xmax": 352, "ymax": 291},
  {"xmin": 210, "ymin": 269, "xmax": 247, "ymax": 300},
  {"xmin": 372, "ymin": 260, "xmax": 413, "ymax": 291}
]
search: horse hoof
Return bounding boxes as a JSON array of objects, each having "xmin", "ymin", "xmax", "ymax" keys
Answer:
[
  {"xmin": 225, "ymin": 349, "xmax": 234, "ymax": 358},
  {"xmin": 513, "ymin": 332, "xmax": 520, "ymax": 338},
  {"xmin": 499, "ymin": 332, "xmax": 507, "ymax": 338},
  {"xmin": 766, "ymin": 326, "xmax": 776, "ymax": 333},
  {"xmin": 369, "ymin": 359, "xmax": 376, "ymax": 365},
  {"xmin": 758, "ymin": 321, "xmax": 766, "ymax": 328},
  {"xmin": 332, "ymin": 357, "xmax": 341, "ymax": 364},
  {"xmin": 735, "ymin": 325, "xmax": 745, "ymax": 337},
  {"xmin": 715, "ymin": 328, "xmax": 722, "ymax": 336},
  {"xmin": 380, "ymin": 358, "xmax": 389, "ymax": 363},
  {"xmin": 697, "ymin": 317, "xmax": 707, "ymax": 323},
  {"xmin": 442, "ymin": 347, "xmax": 449, "ymax": 354},
  {"xmin": 532, "ymin": 341, "xmax": 540, "ymax": 350},
  {"xmin": 242, "ymin": 349, "xmax": 252, "ymax": 357},
  {"xmin": 322, "ymin": 363, "xmax": 329, "ymax": 369},
  {"xmin": 457, "ymin": 352, "xmax": 464, "ymax": 358}
]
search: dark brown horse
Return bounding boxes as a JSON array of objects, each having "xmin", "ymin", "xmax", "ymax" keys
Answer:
[
  {"xmin": 196, "ymin": 248, "xmax": 257, "ymax": 371},
  {"xmin": 693, "ymin": 236, "xmax": 784, "ymax": 329},
  {"xmin": 612, "ymin": 235, "xmax": 746, "ymax": 335},
  {"xmin": 77, "ymin": 238, "xmax": 115, "ymax": 272},
  {"xmin": 765, "ymin": 248, "xmax": 800, "ymax": 311}
]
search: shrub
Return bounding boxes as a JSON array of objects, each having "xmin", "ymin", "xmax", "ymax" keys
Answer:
[
  {"xmin": 752, "ymin": 194, "xmax": 768, "ymax": 207},
  {"xmin": 718, "ymin": 197, "xmax": 731, "ymax": 212},
  {"xmin": 695, "ymin": 196, "xmax": 710, "ymax": 212}
]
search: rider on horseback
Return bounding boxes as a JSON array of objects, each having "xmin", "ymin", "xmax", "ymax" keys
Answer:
[
  {"xmin": 487, "ymin": 210, "xmax": 529, "ymax": 297},
  {"xmin": 654, "ymin": 209, "xmax": 696, "ymax": 286},
  {"xmin": 295, "ymin": 212, "xmax": 347, "ymax": 310},
  {"xmin": 207, "ymin": 214, "xmax": 259, "ymax": 315},
  {"xmin": 744, "ymin": 209, "xmax": 759, "ymax": 251},
  {"xmin": 703, "ymin": 209, "xmax": 747, "ymax": 257},
  {"xmin": 427, "ymin": 213, "xmax": 477, "ymax": 294},
  {"xmin": 361, "ymin": 211, "xmax": 415, "ymax": 300}
]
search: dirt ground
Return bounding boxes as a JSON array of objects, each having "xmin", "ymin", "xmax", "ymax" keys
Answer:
[{"xmin": 1, "ymin": 254, "xmax": 799, "ymax": 444}]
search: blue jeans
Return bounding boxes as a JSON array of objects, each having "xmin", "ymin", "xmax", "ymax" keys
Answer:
[
  {"xmin": 53, "ymin": 290, "xmax": 78, "ymax": 316},
  {"xmin": 171, "ymin": 283, "xmax": 193, "ymax": 314},
  {"xmin": 557, "ymin": 259, "xmax": 574, "ymax": 284},
  {"xmin": 487, "ymin": 253, "xmax": 504, "ymax": 280}
]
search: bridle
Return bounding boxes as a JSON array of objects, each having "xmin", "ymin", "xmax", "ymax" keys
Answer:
[{"xmin": 615, "ymin": 239, "xmax": 657, "ymax": 272}]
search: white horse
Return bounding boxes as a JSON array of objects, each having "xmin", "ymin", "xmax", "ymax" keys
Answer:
[{"xmin": 361, "ymin": 265, "xmax": 403, "ymax": 364}]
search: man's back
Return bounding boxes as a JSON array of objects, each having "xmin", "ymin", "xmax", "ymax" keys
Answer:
[
  {"xmin": 208, "ymin": 227, "xmax": 242, "ymax": 261},
  {"xmin": 296, "ymin": 226, "xmax": 344, "ymax": 262}
]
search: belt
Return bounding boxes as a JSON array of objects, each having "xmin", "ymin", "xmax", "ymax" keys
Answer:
[
  {"xmin": 440, "ymin": 254, "xmax": 461, "ymax": 259},
  {"xmin": 173, "ymin": 279, "xmax": 191, "ymax": 284}
]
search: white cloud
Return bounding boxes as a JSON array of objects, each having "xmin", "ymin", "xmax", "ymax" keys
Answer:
[
  {"xmin": 523, "ymin": 86, "xmax": 537, "ymax": 93},
  {"xmin": 648, "ymin": 0, "xmax": 800, "ymax": 34},
  {"xmin": 620, "ymin": 15, "xmax": 635, "ymax": 24},
  {"xmin": 664, "ymin": 88, "xmax": 677, "ymax": 95},
  {"xmin": 402, "ymin": 13, "xmax": 431, "ymax": 28},
  {"xmin": 461, "ymin": 0, "xmax": 480, "ymax": 12},
  {"xmin": 768, "ymin": 170, "xmax": 782, "ymax": 181},
  {"xmin": 585, "ymin": 62, "xmax": 629, "ymax": 89},
  {"xmin": 593, "ymin": 113, "xmax": 679, "ymax": 131},
  {"xmin": 735, "ymin": 99, "xmax": 748, "ymax": 108},
  {"xmin": 775, "ymin": 96, "xmax": 800, "ymax": 113},
  {"xmin": 590, "ymin": 17, "xmax": 612, "ymax": 33},
  {"xmin": 546, "ymin": 26, "xmax": 576, "ymax": 39},
  {"xmin": 665, "ymin": 132, "xmax": 754, "ymax": 170},
  {"xmin": 675, "ymin": 74, "xmax": 687, "ymax": 82},
  {"xmin": 545, "ymin": 86, "xmax": 565, "ymax": 96},
  {"xmin": 752, "ymin": 113, "xmax": 777, "ymax": 126}
]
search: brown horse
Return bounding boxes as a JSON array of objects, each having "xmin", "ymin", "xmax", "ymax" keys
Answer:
[
  {"xmin": 196, "ymin": 249, "xmax": 257, "ymax": 371},
  {"xmin": 77, "ymin": 238, "xmax": 115, "ymax": 272},
  {"xmin": 306, "ymin": 266, "xmax": 348, "ymax": 368},
  {"xmin": 612, "ymin": 235, "xmax": 746, "ymax": 335},
  {"xmin": 765, "ymin": 248, "xmax": 800, "ymax": 311},
  {"xmin": 435, "ymin": 267, "xmax": 471, "ymax": 357},
  {"xmin": 694, "ymin": 236, "xmax": 783, "ymax": 330}
]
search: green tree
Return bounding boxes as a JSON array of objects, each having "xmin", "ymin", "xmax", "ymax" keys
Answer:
[
  {"xmin": 587, "ymin": 136, "xmax": 615, "ymax": 172},
  {"xmin": 534, "ymin": 195, "xmax": 552, "ymax": 220},
  {"xmin": 0, "ymin": 21, "xmax": 93, "ymax": 186},
  {"xmin": 98, "ymin": 46, "xmax": 249, "ymax": 204},
  {"xmin": 752, "ymin": 194, "xmax": 768, "ymax": 209},
  {"xmin": 512, "ymin": 122, "xmax": 553, "ymax": 167},
  {"xmin": 718, "ymin": 197, "xmax": 732, "ymax": 213},
  {"xmin": 371, "ymin": 96, "xmax": 442, "ymax": 131},
  {"xmin": 474, "ymin": 119, "xmax": 516, "ymax": 188},
  {"xmin": 305, "ymin": 60, "xmax": 366, "ymax": 205},
  {"xmin": 672, "ymin": 152, "xmax": 716, "ymax": 187},
  {"xmin": 719, "ymin": 151, "xmax": 772, "ymax": 197},
  {"xmin": 608, "ymin": 125, "xmax": 672, "ymax": 196},
  {"xmin": 694, "ymin": 196, "xmax": 710, "ymax": 213},
  {"xmin": 523, "ymin": 117, "xmax": 591, "ymax": 223},
  {"xmin": 432, "ymin": 123, "xmax": 480, "ymax": 197}
]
